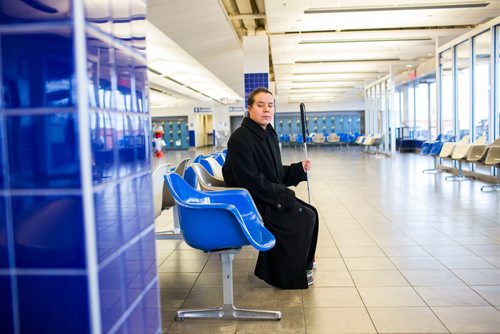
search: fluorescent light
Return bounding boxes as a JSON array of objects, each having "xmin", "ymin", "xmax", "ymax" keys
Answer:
[
  {"xmin": 290, "ymin": 87, "xmax": 352, "ymax": 91},
  {"xmin": 304, "ymin": 1, "xmax": 489, "ymax": 14},
  {"xmin": 299, "ymin": 37, "xmax": 432, "ymax": 44},
  {"xmin": 290, "ymin": 80, "xmax": 364, "ymax": 84},
  {"xmin": 295, "ymin": 58, "xmax": 400, "ymax": 64}
]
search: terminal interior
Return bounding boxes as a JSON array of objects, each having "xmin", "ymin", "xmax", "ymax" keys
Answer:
[{"xmin": 1, "ymin": 1, "xmax": 500, "ymax": 333}]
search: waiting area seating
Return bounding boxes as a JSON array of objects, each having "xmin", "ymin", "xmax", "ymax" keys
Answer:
[
  {"xmin": 164, "ymin": 172, "xmax": 282, "ymax": 321},
  {"xmin": 422, "ymin": 135, "xmax": 500, "ymax": 190},
  {"xmin": 155, "ymin": 158, "xmax": 190, "ymax": 239},
  {"xmin": 191, "ymin": 163, "xmax": 225, "ymax": 191},
  {"xmin": 444, "ymin": 136, "xmax": 486, "ymax": 181},
  {"xmin": 422, "ymin": 135, "xmax": 457, "ymax": 173},
  {"xmin": 154, "ymin": 151, "xmax": 229, "ymax": 239},
  {"xmin": 479, "ymin": 145, "xmax": 500, "ymax": 191}
]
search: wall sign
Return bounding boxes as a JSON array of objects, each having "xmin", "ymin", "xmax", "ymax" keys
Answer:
[
  {"xmin": 228, "ymin": 106, "xmax": 245, "ymax": 112},
  {"xmin": 194, "ymin": 107, "xmax": 213, "ymax": 113}
]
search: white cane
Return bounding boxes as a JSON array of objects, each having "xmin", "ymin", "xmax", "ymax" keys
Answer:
[{"xmin": 300, "ymin": 103, "xmax": 312, "ymax": 204}]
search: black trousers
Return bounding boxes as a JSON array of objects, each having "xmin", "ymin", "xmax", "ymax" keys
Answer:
[{"xmin": 301, "ymin": 202, "xmax": 318, "ymax": 271}]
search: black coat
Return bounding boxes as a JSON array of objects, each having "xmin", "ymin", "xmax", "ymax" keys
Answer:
[{"xmin": 222, "ymin": 117, "xmax": 318, "ymax": 289}]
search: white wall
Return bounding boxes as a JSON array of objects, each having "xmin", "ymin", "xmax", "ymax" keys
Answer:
[
  {"xmin": 151, "ymin": 96, "xmax": 245, "ymax": 147},
  {"xmin": 150, "ymin": 94, "xmax": 364, "ymax": 148},
  {"xmin": 274, "ymin": 96, "xmax": 365, "ymax": 113}
]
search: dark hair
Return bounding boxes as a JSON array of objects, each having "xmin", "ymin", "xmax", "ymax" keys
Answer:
[{"xmin": 247, "ymin": 87, "xmax": 273, "ymax": 107}]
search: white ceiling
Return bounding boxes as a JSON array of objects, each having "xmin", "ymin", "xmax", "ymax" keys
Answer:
[
  {"xmin": 148, "ymin": 0, "xmax": 244, "ymax": 101},
  {"xmin": 148, "ymin": 0, "xmax": 500, "ymax": 104}
]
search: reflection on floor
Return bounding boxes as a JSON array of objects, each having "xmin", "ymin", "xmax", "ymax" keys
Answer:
[{"xmin": 155, "ymin": 146, "xmax": 500, "ymax": 334}]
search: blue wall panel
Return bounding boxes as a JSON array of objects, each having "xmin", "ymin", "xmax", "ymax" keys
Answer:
[
  {"xmin": 244, "ymin": 73, "xmax": 269, "ymax": 109},
  {"xmin": 17, "ymin": 275, "xmax": 90, "ymax": 334},
  {"xmin": 0, "ymin": 275, "xmax": 14, "ymax": 334},
  {"xmin": 0, "ymin": 0, "xmax": 161, "ymax": 333}
]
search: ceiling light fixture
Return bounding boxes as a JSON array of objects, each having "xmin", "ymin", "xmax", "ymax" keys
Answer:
[
  {"xmin": 292, "ymin": 71, "xmax": 383, "ymax": 75},
  {"xmin": 299, "ymin": 37, "xmax": 432, "ymax": 44},
  {"xmin": 290, "ymin": 80, "xmax": 365, "ymax": 84},
  {"xmin": 304, "ymin": 1, "xmax": 489, "ymax": 14},
  {"xmin": 295, "ymin": 58, "xmax": 400, "ymax": 64}
]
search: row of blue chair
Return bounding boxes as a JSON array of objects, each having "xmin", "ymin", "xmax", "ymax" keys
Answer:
[
  {"xmin": 279, "ymin": 133, "xmax": 359, "ymax": 145},
  {"xmin": 421, "ymin": 134, "xmax": 500, "ymax": 191},
  {"xmin": 155, "ymin": 151, "xmax": 283, "ymax": 321},
  {"xmin": 421, "ymin": 134, "xmax": 456, "ymax": 173}
]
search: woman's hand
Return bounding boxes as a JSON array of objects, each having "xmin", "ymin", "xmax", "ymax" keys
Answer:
[{"xmin": 302, "ymin": 159, "xmax": 312, "ymax": 172}]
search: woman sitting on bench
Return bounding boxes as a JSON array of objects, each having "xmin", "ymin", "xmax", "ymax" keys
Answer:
[{"xmin": 222, "ymin": 87, "xmax": 319, "ymax": 289}]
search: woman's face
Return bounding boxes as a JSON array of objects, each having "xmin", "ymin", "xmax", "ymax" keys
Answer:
[{"xmin": 248, "ymin": 92, "xmax": 274, "ymax": 129}]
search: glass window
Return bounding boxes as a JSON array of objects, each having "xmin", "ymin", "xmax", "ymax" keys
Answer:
[
  {"xmin": 440, "ymin": 49, "xmax": 454, "ymax": 140},
  {"xmin": 497, "ymin": 26, "xmax": 500, "ymax": 139},
  {"xmin": 473, "ymin": 31, "xmax": 491, "ymax": 141},
  {"xmin": 395, "ymin": 89, "xmax": 402, "ymax": 129},
  {"xmin": 456, "ymin": 41, "xmax": 471, "ymax": 140},
  {"xmin": 415, "ymin": 82, "xmax": 430, "ymax": 140},
  {"xmin": 430, "ymin": 82, "xmax": 437, "ymax": 138},
  {"xmin": 407, "ymin": 83, "xmax": 415, "ymax": 130}
]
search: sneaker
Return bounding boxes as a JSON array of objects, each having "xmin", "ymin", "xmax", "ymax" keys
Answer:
[{"xmin": 306, "ymin": 270, "xmax": 314, "ymax": 286}]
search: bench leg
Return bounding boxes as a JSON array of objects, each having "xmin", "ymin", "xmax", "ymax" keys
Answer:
[
  {"xmin": 481, "ymin": 172, "xmax": 500, "ymax": 192},
  {"xmin": 176, "ymin": 251, "xmax": 282, "ymax": 321},
  {"xmin": 445, "ymin": 161, "xmax": 472, "ymax": 181}
]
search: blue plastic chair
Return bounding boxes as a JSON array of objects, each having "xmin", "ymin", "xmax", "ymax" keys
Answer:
[
  {"xmin": 164, "ymin": 173, "xmax": 281, "ymax": 321},
  {"xmin": 212, "ymin": 152, "xmax": 225, "ymax": 166},
  {"xmin": 156, "ymin": 158, "xmax": 190, "ymax": 240},
  {"xmin": 199, "ymin": 157, "xmax": 214, "ymax": 176},
  {"xmin": 423, "ymin": 136, "xmax": 455, "ymax": 173},
  {"xmin": 183, "ymin": 165, "xmax": 198, "ymax": 189},
  {"xmin": 421, "ymin": 134, "xmax": 442, "ymax": 155}
]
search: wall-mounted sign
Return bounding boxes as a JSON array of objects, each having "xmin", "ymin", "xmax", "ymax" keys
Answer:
[
  {"xmin": 228, "ymin": 106, "xmax": 245, "ymax": 112},
  {"xmin": 194, "ymin": 107, "xmax": 213, "ymax": 113}
]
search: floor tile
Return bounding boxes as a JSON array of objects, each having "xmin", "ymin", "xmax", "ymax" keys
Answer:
[
  {"xmin": 344, "ymin": 257, "xmax": 396, "ymax": 271},
  {"xmin": 315, "ymin": 247, "xmax": 341, "ymax": 258},
  {"xmin": 400, "ymin": 269, "xmax": 464, "ymax": 286},
  {"xmin": 471, "ymin": 286, "xmax": 500, "ymax": 305},
  {"xmin": 389, "ymin": 256, "xmax": 444, "ymax": 270},
  {"xmin": 432, "ymin": 306, "xmax": 500, "ymax": 333},
  {"xmin": 350, "ymin": 270, "xmax": 409, "ymax": 287},
  {"xmin": 415, "ymin": 286, "xmax": 489, "ymax": 306},
  {"xmin": 180, "ymin": 287, "xmax": 244, "ymax": 308},
  {"xmin": 311, "ymin": 257, "xmax": 346, "ymax": 270},
  {"xmin": 304, "ymin": 307, "xmax": 376, "ymax": 334},
  {"xmin": 378, "ymin": 245, "xmax": 430, "ymax": 257},
  {"xmin": 302, "ymin": 287, "xmax": 363, "ymax": 307},
  {"xmin": 159, "ymin": 288, "xmax": 191, "ymax": 308},
  {"xmin": 435, "ymin": 256, "xmax": 495, "ymax": 269},
  {"xmin": 312, "ymin": 270, "xmax": 355, "ymax": 287},
  {"xmin": 451, "ymin": 269, "xmax": 500, "ymax": 285},
  {"xmin": 167, "ymin": 317, "xmax": 239, "ymax": 334},
  {"xmin": 337, "ymin": 246, "xmax": 386, "ymax": 258},
  {"xmin": 235, "ymin": 307, "xmax": 305, "ymax": 334},
  {"xmin": 242, "ymin": 288, "xmax": 302, "ymax": 308},
  {"xmin": 368, "ymin": 307, "xmax": 448, "ymax": 333},
  {"xmin": 158, "ymin": 259, "xmax": 208, "ymax": 273},
  {"xmin": 358, "ymin": 287, "xmax": 426, "ymax": 306},
  {"xmin": 158, "ymin": 273, "xmax": 199, "ymax": 289}
]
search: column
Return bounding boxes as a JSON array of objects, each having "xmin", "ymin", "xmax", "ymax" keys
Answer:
[
  {"xmin": 0, "ymin": 1, "xmax": 161, "ymax": 333},
  {"xmin": 243, "ymin": 35, "xmax": 269, "ymax": 108}
]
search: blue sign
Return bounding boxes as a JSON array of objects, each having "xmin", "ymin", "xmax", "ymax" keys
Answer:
[
  {"xmin": 228, "ymin": 107, "xmax": 245, "ymax": 112},
  {"xmin": 194, "ymin": 107, "xmax": 213, "ymax": 113}
]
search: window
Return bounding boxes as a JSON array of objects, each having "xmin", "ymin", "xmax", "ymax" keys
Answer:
[
  {"xmin": 474, "ymin": 31, "xmax": 491, "ymax": 141},
  {"xmin": 456, "ymin": 41, "xmax": 471, "ymax": 139},
  {"xmin": 440, "ymin": 49, "xmax": 454, "ymax": 140}
]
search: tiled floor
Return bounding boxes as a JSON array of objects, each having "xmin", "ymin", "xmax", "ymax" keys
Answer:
[{"xmin": 155, "ymin": 146, "xmax": 500, "ymax": 333}]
